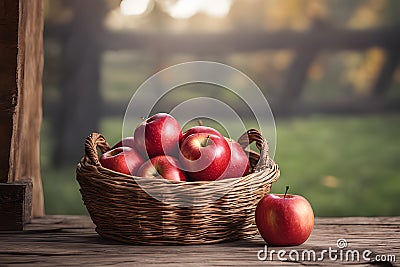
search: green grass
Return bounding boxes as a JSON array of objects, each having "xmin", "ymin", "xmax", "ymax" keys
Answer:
[
  {"xmin": 272, "ymin": 115, "xmax": 400, "ymax": 216},
  {"xmin": 41, "ymin": 166, "xmax": 87, "ymax": 215},
  {"xmin": 41, "ymin": 114, "xmax": 400, "ymax": 216}
]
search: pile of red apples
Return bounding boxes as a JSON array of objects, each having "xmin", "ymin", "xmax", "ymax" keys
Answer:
[{"xmin": 100, "ymin": 113, "xmax": 250, "ymax": 182}]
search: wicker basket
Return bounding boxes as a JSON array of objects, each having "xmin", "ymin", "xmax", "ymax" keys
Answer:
[{"xmin": 76, "ymin": 129, "xmax": 280, "ymax": 245}]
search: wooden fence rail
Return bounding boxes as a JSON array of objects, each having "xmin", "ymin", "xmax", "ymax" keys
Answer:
[{"xmin": 101, "ymin": 26, "xmax": 400, "ymax": 53}]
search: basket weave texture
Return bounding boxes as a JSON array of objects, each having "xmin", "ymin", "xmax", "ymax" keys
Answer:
[{"xmin": 76, "ymin": 129, "xmax": 280, "ymax": 245}]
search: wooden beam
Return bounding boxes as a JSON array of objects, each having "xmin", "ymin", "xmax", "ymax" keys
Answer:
[{"xmin": 0, "ymin": 0, "xmax": 44, "ymax": 218}]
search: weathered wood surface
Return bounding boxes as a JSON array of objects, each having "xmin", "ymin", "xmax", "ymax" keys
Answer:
[
  {"xmin": 0, "ymin": 216, "xmax": 398, "ymax": 266},
  {"xmin": 13, "ymin": 0, "xmax": 44, "ymax": 217},
  {"xmin": 0, "ymin": 0, "xmax": 44, "ymax": 216}
]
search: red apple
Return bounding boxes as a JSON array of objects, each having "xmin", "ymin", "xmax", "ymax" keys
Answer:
[
  {"xmin": 133, "ymin": 113, "xmax": 182, "ymax": 159},
  {"xmin": 179, "ymin": 133, "xmax": 230, "ymax": 181},
  {"xmin": 255, "ymin": 187, "xmax": 314, "ymax": 246},
  {"xmin": 137, "ymin": 155, "xmax": 187, "ymax": 182},
  {"xmin": 220, "ymin": 138, "xmax": 250, "ymax": 179},
  {"xmin": 99, "ymin": 147, "xmax": 144, "ymax": 176},
  {"xmin": 111, "ymin": 137, "xmax": 135, "ymax": 149},
  {"xmin": 180, "ymin": 126, "xmax": 223, "ymax": 146}
]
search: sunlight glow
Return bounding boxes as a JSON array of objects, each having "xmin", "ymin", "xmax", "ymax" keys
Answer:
[
  {"xmin": 162, "ymin": 0, "xmax": 232, "ymax": 19},
  {"xmin": 203, "ymin": 0, "xmax": 231, "ymax": 18},
  {"xmin": 120, "ymin": 0, "xmax": 151, "ymax": 16}
]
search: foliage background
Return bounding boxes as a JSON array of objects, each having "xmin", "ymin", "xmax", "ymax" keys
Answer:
[{"xmin": 42, "ymin": 0, "xmax": 400, "ymax": 216}]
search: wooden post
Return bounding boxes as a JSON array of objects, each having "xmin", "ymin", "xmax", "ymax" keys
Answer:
[
  {"xmin": 278, "ymin": 47, "xmax": 315, "ymax": 113},
  {"xmin": 0, "ymin": 0, "xmax": 44, "ymax": 229}
]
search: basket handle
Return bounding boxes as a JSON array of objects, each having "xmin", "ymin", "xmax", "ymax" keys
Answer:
[
  {"xmin": 237, "ymin": 129, "xmax": 270, "ymax": 172},
  {"xmin": 83, "ymin": 133, "xmax": 111, "ymax": 166}
]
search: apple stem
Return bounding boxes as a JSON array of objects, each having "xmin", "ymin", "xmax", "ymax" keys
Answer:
[
  {"xmin": 202, "ymin": 135, "xmax": 211, "ymax": 147},
  {"xmin": 284, "ymin": 186, "xmax": 289, "ymax": 199},
  {"xmin": 140, "ymin": 117, "xmax": 145, "ymax": 121},
  {"xmin": 197, "ymin": 119, "xmax": 203, "ymax": 126}
]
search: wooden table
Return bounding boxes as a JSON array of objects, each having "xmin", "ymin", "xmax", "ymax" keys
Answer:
[{"xmin": 0, "ymin": 216, "xmax": 398, "ymax": 266}]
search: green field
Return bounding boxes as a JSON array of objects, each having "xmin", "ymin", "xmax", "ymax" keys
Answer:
[{"xmin": 41, "ymin": 114, "xmax": 400, "ymax": 216}]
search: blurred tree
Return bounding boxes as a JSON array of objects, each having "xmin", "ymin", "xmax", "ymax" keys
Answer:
[{"xmin": 52, "ymin": 0, "xmax": 108, "ymax": 166}]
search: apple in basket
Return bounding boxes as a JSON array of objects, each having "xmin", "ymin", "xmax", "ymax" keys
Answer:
[
  {"xmin": 137, "ymin": 155, "xmax": 187, "ymax": 181},
  {"xmin": 111, "ymin": 137, "xmax": 135, "ymax": 149},
  {"xmin": 221, "ymin": 138, "xmax": 250, "ymax": 179},
  {"xmin": 133, "ymin": 113, "xmax": 182, "ymax": 159},
  {"xmin": 179, "ymin": 133, "xmax": 230, "ymax": 181},
  {"xmin": 99, "ymin": 147, "xmax": 144, "ymax": 176},
  {"xmin": 180, "ymin": 126, "xmax": 223, "ymax": 146},
  {"xmin": 255, "ymin": 186, "xmax": 314, "ymax": 246}
]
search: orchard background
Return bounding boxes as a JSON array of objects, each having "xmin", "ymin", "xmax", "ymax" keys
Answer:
[{"xmin": 41, "ymin": 0, "xmax": 400, "ymax": 216}]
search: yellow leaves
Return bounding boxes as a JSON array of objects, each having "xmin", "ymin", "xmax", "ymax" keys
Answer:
[
  {"xmin": 306, "ymin": 0, "xmax": 329, "ymax": 21},
  {"xmin": 348, "ymin": 0, "xmax": 386, "ymax": 29},
  {"xmin": 308, "ymin": 61, "xmax": 324, "ymax": 81},
  {"xmin": 322, "ymin": 175, "xmax": 340, "ymax": 188},
  {"xmin": 343, "ymin": 48, "xmax": 386, "ymax": 95},
  {"xmin": 394, "ymin": 68, "xmax": 400, "ymax": 83},
  {"xmin": 263, "ymin": 0, "xmax": 311, "ymax": 31},
  {"xmin": 272, "ymin": 51, "xmax": 294, "ymax": 71}
]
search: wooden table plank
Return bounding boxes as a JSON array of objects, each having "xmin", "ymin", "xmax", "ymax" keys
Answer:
[{"xmin": 0, "ymin": 216, "xmax": 398, "ymax": 266}]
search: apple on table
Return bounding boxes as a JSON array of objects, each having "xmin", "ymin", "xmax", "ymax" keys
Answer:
[{"xmin": 255, "ymin": 186, "xmax": 314, "ymax": 246}]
